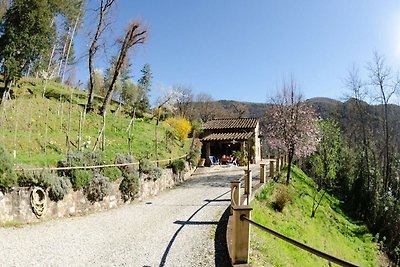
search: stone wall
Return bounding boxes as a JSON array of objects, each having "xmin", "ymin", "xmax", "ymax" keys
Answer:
[{"xmin": 0, "ymin": 164, "xmax": 195, "ymax": 224}]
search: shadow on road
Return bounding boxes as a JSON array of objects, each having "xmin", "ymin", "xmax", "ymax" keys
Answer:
[
  {"xmin": 159, "ymin": 190, "xmax": 230, "ymax": 267},
  {"xmin": 214, "ymin": 207, "xmax": 231, "ymax": 267}
]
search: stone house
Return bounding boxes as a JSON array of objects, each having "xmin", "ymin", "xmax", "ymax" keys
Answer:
[{"xmin": 200, "ymin": 118, "xmax": 261, "ymax": 166}]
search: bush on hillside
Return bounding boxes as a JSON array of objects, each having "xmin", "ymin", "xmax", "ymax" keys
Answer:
[
  {"xmin": 115, "ymin": 154, "xmax": 135, "ymax": 177},
  {"xmin": 170, "ymin": 159, "xmax": 186, "ymax": 174},
  {"xmin": 139, "ymin": 159, "xmax": 162, "ymax": 181},
  {"xmin": 165, "ymin": 117, "xmax": 192, "ymax": 141},
  {"xmin": 17, "ymin": 169, "xmax": 49, "ymax": 188},
  {"xmin": 0, "ymin": 146, "xmax": 17, "ymax": 192},
  {"xmin": 187, "ymin": 146, "xmax": 201, "ymax": 167},
  {"xmin": 272, "ymin": 185, "xmax": 292, "ymax": 212},
  {"xmin": 85, "ymin": 173, "xmax": 111, "ymax": 203},
  {"xmin": 101, "ymin": 166, "xmax": 122, "ymax": 182},
  {"xmin": 46, "ymin": 174, "xmax": 71, "ymax": 202},
  {"xmin": 17, "ymin": 169, "xmax": 71, "ymax": 201},
  {"xmin": 70, "ymin": 169, "xmax": 93, "ymax": 190},
  {"xmin": 119, "ymin": 172, "xmax": 140, "ymax": 202}
]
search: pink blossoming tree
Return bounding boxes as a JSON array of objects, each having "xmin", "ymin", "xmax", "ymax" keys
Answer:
[{"xmin": 265, "ymin": 79, "xmax": 320, "ymax": 185}]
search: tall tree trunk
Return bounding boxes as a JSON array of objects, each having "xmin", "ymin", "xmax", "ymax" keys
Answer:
[
  {"xmin": 86, "ymin": 0, "xmax": 115, "ymax": 113},
  {"xmin": 61, "ymin": 14, "xmax": 80, "ymax": 84},
  {"xmin": 99, "ymin": 22, "xmax": 146, "ymax": 116},
  {"xmin": 286, "ymin": 148, "xmax": 294, "ymax": 185}
]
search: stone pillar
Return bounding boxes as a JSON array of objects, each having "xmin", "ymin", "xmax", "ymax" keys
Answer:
[
  {"xmin": 260, "ymin": 163, "xmax": 266, "ymax": 183},
  {"xmin": 244, "ymin": 169, "xmax": 252, "ymax": 196},
  {"xmin": 230, "ymin": 180, "xmax": 240, "ymax": 215},
  {"xmin": 232, "ymin": 205, "xmax": 253, "ymax": 265},
  {"xmin": 269, "ymin": 160, "xmax": 275, "ymax": 179},
  {"xmin": 281, "ymin": 156, "xmax": 285, "ymax": 169}
]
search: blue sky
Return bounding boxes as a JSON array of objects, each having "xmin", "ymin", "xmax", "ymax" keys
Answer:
[{"xmin": 74, "ymin": 1, "xmax": 400, "ymax": 104}]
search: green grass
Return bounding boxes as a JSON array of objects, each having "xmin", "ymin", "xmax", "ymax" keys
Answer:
[
  {"xmin": 250, "ymin": 166, "xmax": 380, "ymax": 267},
  {"xmin": 0, "ymin": 77, "xmax": 191, "ymax": 167}
]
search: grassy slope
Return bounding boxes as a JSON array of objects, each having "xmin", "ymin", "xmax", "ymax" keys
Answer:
[
  {"xmin": 0, "ymin": 78, "xmax": 190, "ymax": 166},
  {"xmin": 250, "ymin": 166, "xmax": 380, "ymax": 267}
]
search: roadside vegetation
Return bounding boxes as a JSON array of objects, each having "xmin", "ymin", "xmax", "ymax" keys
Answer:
[
  {"xmin": 0, "ymin": 78, "xmax": 191, "ymax": 166},
  {"xmin": 250, "ymin": 166, "xmax": 382, "ymax": 267}
]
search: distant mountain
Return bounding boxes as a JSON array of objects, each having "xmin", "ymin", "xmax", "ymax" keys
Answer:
[
  {"xmin": 217, "ymin": 100, "xmax": 267, "ymax": 118},
  {"xmin": 217, "ymin": 97, "xmax": 400, "ymax": 151}
]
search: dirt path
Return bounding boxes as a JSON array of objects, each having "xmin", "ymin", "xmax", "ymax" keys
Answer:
[{"xmin": 0, "ymin": 165, "xmax": 260, "ymax": 267}]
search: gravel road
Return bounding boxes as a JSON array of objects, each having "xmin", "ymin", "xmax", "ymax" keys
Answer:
[{"xmin": 0, "ymin": 165, "xmax": 259, "ymax": 267}]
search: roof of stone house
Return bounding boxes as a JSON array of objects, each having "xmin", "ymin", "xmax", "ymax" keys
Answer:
[
  {"xmin": 203, "ymin": 118, "xmax": 258, "ymax": 130},
  {"xmin": 201, "ymin": 132, "xmax": 254, "ymax": 141}
]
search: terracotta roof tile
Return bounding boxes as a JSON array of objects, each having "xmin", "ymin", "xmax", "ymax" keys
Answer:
[
  {"xmin": 203, "ymin": 118, "xmax": 258, "ymax": 130},
  {"xmin": 202, "ymin": 132, "xmax": 254, "ymax": 141}
]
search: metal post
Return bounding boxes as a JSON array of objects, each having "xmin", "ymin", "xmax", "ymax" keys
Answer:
[
  {"xmin": 230, "ymin": 180, "xmax": 240, "ymax": 215},
  {"xmin": 232, "ymin": 205, "xmax": 253, "ymax": 265}
]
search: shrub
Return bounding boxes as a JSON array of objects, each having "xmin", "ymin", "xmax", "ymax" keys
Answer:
[
  {"xmin": 17, "ymin": 169, "xmax": 47, "ymax": 188},
  {"xmin": 85, "ymin": 173, "xmax": 111, "ymax": 203},
  {"xmin": 139, "ymin": 158, "xmax": 155, "ymax": 174},
  {"xmin": 0, "ymin": 145, "xmax": 17, "ymax": 192},
  {"xmin": 171, "ymin": 159, "xmax": 186, "ymax": 174},
  {"xmin": 187, "ymin": 147, "xmax": 201, "ymax": 167},
  {"xmin": 16, "ymin": 169, "xmax": 71, "ymax": 202},
  {"xmin": 148, "ymin": 167, "xmax": 162, "ymax": 181},
  {"xmin": 272, "ymin": 185, "xmax": 292, "ymax": 212},
  {"xmin": 139, "ymin": 159, "xmax": 162, "ymax": 181},
  {"xmin": 57, "ymin": 151, "xmax": 105, "ymax": 176},
  {"xmin": 119, "ymin": 172, "xmax": 140, "ymax": 202},
  {"xmin": 102, "ymin": 167, "xmax": 122, "ymax": 182},
  {"xmin": 70, "ymin": 169, "xmax": 93, "ymax": 190},
  {"xmin": 46, "ymin": 174, "xmax": 71, "ymax": 202},
  {"xmin": 165, "ymin": 117, "xmax": 192, "ymax": 141},
  {"xmin": 115, "ymin": 154, "xmax": 135, "ymax": 177}
]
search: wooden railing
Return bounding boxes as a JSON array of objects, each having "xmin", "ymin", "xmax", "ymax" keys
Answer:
[{"xmin": 229, "ymin": 156, "xmax": 359, "ymax": 267}]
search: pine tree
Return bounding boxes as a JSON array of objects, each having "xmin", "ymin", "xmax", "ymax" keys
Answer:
[
  {"xmin": 0, "ymin": 0, "xmax": 54, "ymax": 93},
  {"xmin": 137, "ymin": 63, "xmax": 152, "ymax": 113}
]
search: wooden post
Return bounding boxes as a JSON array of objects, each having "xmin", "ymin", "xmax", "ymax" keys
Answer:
[
  {"xmin": 244, "ymin": 169, "xmax": 252, "ymax": 197},
  {"xmin": 230, "ymin": 180, "xmax": 240, "ymax": 215},
  {"xmin": 269, "ymin": 160, "xmax": 275, "ymax": 179},
  {"xmin": 276, "ymin": 156, "xmax": 280, "ymax": 172},
  {"xmin": 260, "ymin": 162, "xmax": 266, "ymax": 183},
  {"xmin": 232, "ymin": 205, "xmax": 252, "ymax": 265}
]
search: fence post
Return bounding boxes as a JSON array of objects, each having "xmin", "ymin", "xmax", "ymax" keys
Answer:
[
  {"xmin": 232, "ymin": 205, "xmax": 253, "ymax": 265},
  {"xmin": 230, "ymin": 180, "xmax": 240, "ymax": 215},
  {"xmin": 244, "ymin": 169, "xmax": 252, "ymax": 196},
  {"xmin": 260, "ymin": 162, "xmax": 266, "ymax": 183},
  {"xmin": 276, "ymin": 157, "xmax": 280, "ymax": 172},
  {"xmin": 269, "ymin": 160, "xmax": 275, "ymax": 179}
]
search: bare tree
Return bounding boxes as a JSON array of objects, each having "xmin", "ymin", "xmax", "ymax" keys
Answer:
[
  {"xmin": 86, "ymin": 0, "xmax": 116, "ymax": 112},
  {"xmin": 368, "ymin": 51, "xmax": 399, "ymax": 191},
  {"xmin": 265, "ymin": 79, "xmax": 320, "ymax": 185},
  {"xmin": 192, "ymin": 93, "xmax": 227, "ymax": 122},
  {"xmin": 231, "ymin": 102, "xmax": 249, "ymax": 118},
  {"xmin": 174, "ymin": 85, "xmax": 193, "ymax": 118},
  {"xmin": 154, "ymin": 86, "xmax": 181, "ymax": 164},
  {"xmin": 99, "ymin": 21, "xmax": 147, "ymax": 116},
  {"xmin": 345, "ymin": 65, "xmax": 374, "ymax": 192}
]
